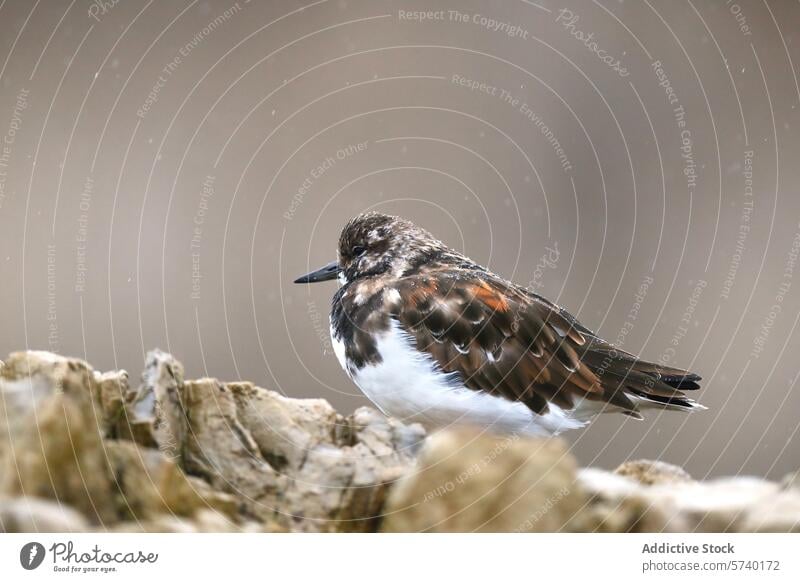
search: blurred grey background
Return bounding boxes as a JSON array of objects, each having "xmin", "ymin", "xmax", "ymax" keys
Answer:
[{"xmin": 0, "ymin": 0, "xmax": 798, "ymax": 478}]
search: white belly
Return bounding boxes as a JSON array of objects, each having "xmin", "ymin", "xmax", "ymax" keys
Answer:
[{"xmin": 331, "ymin": 320, "xmax": 585, "ymax": 436}]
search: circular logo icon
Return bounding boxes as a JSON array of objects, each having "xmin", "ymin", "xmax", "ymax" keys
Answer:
[{"xmin": 19, "ymin": 542, "xmax": 46, "ymax": 570}]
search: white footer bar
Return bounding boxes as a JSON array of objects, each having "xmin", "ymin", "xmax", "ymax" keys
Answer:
[{"xmin": 0, "ymin": 533, "xmax": 797, "ymax": 581}]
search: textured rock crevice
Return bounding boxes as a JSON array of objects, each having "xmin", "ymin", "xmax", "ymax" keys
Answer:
[
  {"xmin": 1, "ymin": 350, "xmax": 798, "ymax": 533},
  {"xmin": 0, "ymin": 350, "xmax": 424, "ymax": 532}
]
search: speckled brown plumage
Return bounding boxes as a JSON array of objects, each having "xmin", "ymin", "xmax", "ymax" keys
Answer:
[{"xmin": 318, "ymin": 212, "xmax": 701, "ymax": 421}]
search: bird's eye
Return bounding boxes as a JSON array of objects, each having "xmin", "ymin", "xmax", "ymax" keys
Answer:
[{"xmin": 352, "ymin": 245, "xmax": 366, "ymax": 257}]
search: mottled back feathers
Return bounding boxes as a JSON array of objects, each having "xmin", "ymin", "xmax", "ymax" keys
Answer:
[{"xmin": 329, "ymin": 212, "xmax": 702, "ymax": 420}]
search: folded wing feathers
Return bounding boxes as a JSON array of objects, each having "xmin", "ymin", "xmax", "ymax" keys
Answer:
[{"xmin": 391, "ymin": 272, "xmax": 701, "ymax": 418}]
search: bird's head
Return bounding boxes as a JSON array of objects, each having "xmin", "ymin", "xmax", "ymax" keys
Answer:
[{"xmin": 294, "ymin": 212, "xmax": 451, "ymax": 285}]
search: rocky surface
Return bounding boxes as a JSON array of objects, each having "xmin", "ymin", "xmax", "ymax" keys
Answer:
[
  {"xmin": 381, "ymin": 430, "xmax": 583, "ymax": 532},
  {"xmin": 0, "ymin": 350, "xmax": 798, "ymax": 533}
]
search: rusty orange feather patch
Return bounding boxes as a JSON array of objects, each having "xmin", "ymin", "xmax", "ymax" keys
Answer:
[{"xmin": 471, "ymin": 280, "xmax": 509, "ymax": 312}]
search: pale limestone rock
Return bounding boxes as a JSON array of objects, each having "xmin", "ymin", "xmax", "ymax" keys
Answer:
[
  {"xmin": 781, "ymin": 470, "xmax": 800, "ymax": 492},
  {"xmin": 0, "ymin": 351, "xmax": 117, "ymax": 523},
  {"xmin": 577, "ymin": 469, "xmax": 800, "ymax": 533},
  {"xmin": 740, "ymin": 489, "xmax": 800, "ymax": 532},
  {"xmin": 0, "ymin": 351, "xmax": 245, "ymax": 530},
  {"xmin": 92, "ymin": 369, "xmax": 129, "ymax": 438},
  {"xmin": 576, "ymin": 468, "xmax": 684, "ymax": 532},
  {"xmin": 646, "ymin": 477, "xmax": 781, "ymax": 532},
  {"xmin": 0, "ymin": 496, "xmax": 90, "ymax": 532},
  {"xmin": 153, "ymin": 366, "xmax": 425, "ymax": 532},
  {"xmin": 105, "ymin": 440, "xmax": 239, "ymax": 522},
  {"xmin": 382, "ymin": 429, "xmax": 583, "ymax": 532},
  {"xmin": 110, "ymin": 349, "xmax": 185, "ymax": 450},
  {"xmin": 2, "ymin": 349, "xmax": 799, "ymax": 534},
  {"xmin": 615, "ymin": 459, "xmax": 692, "ymax": 485}
]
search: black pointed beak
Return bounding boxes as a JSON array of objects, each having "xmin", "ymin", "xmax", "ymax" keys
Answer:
[{"xmin": 294, "ymin": 260, "xmax": 341, "ymax": 284}]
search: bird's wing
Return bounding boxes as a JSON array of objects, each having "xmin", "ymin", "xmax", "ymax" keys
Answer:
[{"xmin": 387, "ymin": 270, "xmax": 700, "ymax": 417}]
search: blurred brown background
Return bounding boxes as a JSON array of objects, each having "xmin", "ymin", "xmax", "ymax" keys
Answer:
[{"xmin": 0, "ymin": 0, "xmax": 798, "ymax": 478}]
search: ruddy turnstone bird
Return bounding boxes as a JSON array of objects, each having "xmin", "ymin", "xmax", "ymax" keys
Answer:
[{"xmin": 295, "ymin": 212, "xmax": 703, "ymax": 436}]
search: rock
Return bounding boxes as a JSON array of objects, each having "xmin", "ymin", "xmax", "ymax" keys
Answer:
[
  {"xmin": 0, "ymin": 351, "xmax": 242, "ymax": 530},
  {"xmin": 107, "ymin": 510, "xmax": 283, "ymax": 533},
  {"xmin": 109, "ymin": 350, "xmax": 184, "ymax": 451},
  {"xmin": 1, "ymin": 349, "xmax": 798, "ymax": 533},
  {"xmin": 156, "ymin": 372, "xmax": 426, "ymax": 532},
  {"xmin": 575, "ymin": 468, "xmax": 679, "ymax": 532},
  {"xmin": 165, "ymin": 377, "xmax": 280, "ymax": 504},
  {"xmin": 382, "ymin": 429, "xmax": 583, "ymax": 532},
  {"xmin": 92, "ymin": 369, "xmax": 130, "ymax": 438},
  {"xmin": 740, "ymin": 489, "xmax": 800, "ymax": 532},
  {"xmin": 781, "ymin": 470, "xmax": 800, "ymax": 492},
  {"xmin": 0, "ymin": 352, "xmax": 66, "ymax": 440},
  {"xmin": 105, "ymin": 440, "xmax": 239, "ymax": 522},
  {"xmin": 282, "ymin": 405, "xmax": 425, "ymax": 532},
  {"xmin": 0, "ymin": 351, "xmax": 118, "ymax": 523},
  {"xmin": 0, "ymin": 497, "xmax": 90, "ymax": 532},
  {"xmin": 614, "ymin": 459, "xmax": 692, "ymax": 485},
  {"xmin": 652, "ymin": 477, "xmax": 782, "ymax": 532},
  {"xmin": 576, "ymin": 469, "xmax": 800, "ymax": 532},
  {"xmin": 229, "ymin": 381, "xmax": 341, "ymax": 472}
]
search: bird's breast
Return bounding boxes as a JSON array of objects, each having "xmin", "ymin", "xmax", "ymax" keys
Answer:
[{"xmin": 330, "ymin": 319, "xmax": 580, "ymax": 435}]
